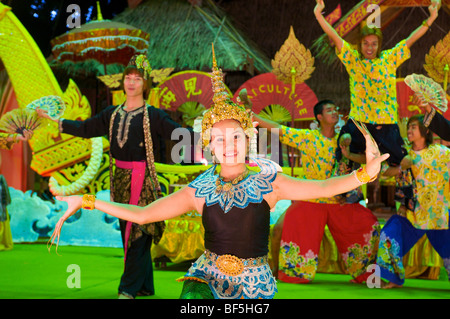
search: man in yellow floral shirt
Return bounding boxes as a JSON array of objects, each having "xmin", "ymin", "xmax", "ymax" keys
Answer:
[
  {"xmin": 314, "ymin": 0, "xmax": 440, "ymax": 168},
  {"xmin": 254, "ymin": 100, "xmax": 380, "ymax": 284},
  {"xmin": 378, "ymin": 114, "xmax": 450, "ymax": 288}
]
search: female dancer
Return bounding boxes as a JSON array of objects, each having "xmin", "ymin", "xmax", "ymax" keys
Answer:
[{"xmin": 49, "ymin": 46, "xmax": 389, "ymax": 299}]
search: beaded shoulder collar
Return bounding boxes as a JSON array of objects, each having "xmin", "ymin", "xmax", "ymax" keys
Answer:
[{"xmin": 189, "ymin": 157, "xmax": 279, "ymax": 213}]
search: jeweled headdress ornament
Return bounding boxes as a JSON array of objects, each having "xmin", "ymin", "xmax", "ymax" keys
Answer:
[
  {"xmin": 127, "ymin": 54, "xmax": 152, "ymax": 80},
  {"xmin": 200, "ymin": 44, "xmax": 255, "ymax": 149}
]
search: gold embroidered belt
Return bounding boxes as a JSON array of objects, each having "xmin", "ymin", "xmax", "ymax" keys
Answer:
[{"xmin": 205, "ymin": 250, "xmax": 268, "ymax": 277}]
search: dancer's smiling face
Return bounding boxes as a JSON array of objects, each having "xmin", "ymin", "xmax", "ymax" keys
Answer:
[{"xmin": 210, "ymin": 119, "xmax": 248, "ymax": 165}]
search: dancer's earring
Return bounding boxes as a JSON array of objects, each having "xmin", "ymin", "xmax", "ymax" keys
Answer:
[{"xmin": 210, "ymin": 149, "xmax": 218, "ymax": 164}]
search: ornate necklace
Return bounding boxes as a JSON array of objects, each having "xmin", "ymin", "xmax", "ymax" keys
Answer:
[
  {"xmin": 215, "ymin": 168, "xmax": 249, "ymax": 194},
  {"xmin": 189, "ymin": 157, "xmax": 278, "ymax": 213}
]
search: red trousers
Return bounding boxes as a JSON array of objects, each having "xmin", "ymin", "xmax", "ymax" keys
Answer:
[{"xmin": 278, "ymin": 201, "xmax": 380, "ymax": 283}]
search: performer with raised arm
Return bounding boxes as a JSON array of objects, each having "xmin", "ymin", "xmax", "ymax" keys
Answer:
[{"xmin": 313, "ymin": 0, "xmax": 440, "ymax": 168}]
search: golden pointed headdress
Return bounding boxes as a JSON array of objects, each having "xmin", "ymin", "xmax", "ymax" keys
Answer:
[{"xmin": 200, "ymin": 44, "xmax": 254, "ymax": 149}]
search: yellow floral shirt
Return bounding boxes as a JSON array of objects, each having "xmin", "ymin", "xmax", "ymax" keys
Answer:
[
  {"xmin": 407, "ymin": 144, "xmax": 450, "ymax": 230},
  {"xmin": 280, "ymin": 126, "xmax": 339, "ymax": 204},
  {"xmin": 337, "ymin": 40, "xmax": 410, "ymax": 125}
]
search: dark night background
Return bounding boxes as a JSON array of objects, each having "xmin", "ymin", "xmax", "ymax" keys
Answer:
[
  {"xmin": 6, "ymin": 0, "xmax": 128, "ymax": 57},
  {"xmin": 6, "ymin": 0, "xmax": 449, "ymax": 64}
]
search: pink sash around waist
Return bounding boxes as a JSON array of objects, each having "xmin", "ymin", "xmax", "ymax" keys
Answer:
[{"xmin": 115, "ymin": 159, "xmax": 146, "ymax": 262}]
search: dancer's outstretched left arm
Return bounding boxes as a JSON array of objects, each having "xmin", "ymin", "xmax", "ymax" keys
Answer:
[{"xmin": 273, "ymin": 131, "xmax": 389, "ymax": 201}]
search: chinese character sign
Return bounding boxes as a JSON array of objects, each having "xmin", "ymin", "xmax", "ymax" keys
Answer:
[{"xmin": 157, "ymin": 71, "xmax": 231, "ymax": 111}]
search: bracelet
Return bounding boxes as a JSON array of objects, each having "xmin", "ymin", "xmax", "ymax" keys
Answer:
[
  {"xmin": 422, "ymin": 20, "xmax": 430, "ymax": 29},
  {"xmin": 353, "ymin": 167, "xmax": 376, "ymax": 184},
  {"xmin": 82, "ymin": 194, "xmax": 95, "ymax": 210},
  {"xmin": 423, "ymin": 107, "xmax": 435, "ymax": 127}
]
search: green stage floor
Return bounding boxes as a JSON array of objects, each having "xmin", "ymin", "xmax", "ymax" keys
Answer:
[{"xmin": 0, "ymin": 244, "xmax": 448, "ymax": 299}]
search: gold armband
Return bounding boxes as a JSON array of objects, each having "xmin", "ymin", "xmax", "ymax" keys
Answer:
[
  {"xmin": 422, "ymin": 20, "xmax": 430, "ymax": 29},
  {"xmin": 82, "ymin": 194, "xmax": 96, "ymax": 210}
]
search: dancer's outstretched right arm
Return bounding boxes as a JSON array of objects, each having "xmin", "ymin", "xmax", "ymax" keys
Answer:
[
  {"xmin": 49, "ymin": 186, "xmax": 201, "ymax": 251},
  {"xmin": 57, "ymin": 186, "xmax": 199, "ymax": 225},
  {"xmin": 314, "ymin": 0, "xmax": 343, "ymax": 52}
]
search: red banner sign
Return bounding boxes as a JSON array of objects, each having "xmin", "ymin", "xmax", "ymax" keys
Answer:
[
  {"xmin": 157, "ymin": 71, "xmax": 231, "ymax": 111},
  {"xmin": 335, "ymin": 0, "xmax": 385, "ymax": 37},
  {"xmin": 383, "ymin": 0, "xmax": 437, "ymax": 6},
  {"xmin": 325, "ymin": 4, "xmax": 342, "ymax": 25},
  {"xmin": 232, "ymin": 73, "xmax": 318, "ymax": 121}
]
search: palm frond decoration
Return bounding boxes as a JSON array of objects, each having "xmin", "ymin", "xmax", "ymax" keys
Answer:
[
  {"xmin": 178, "ymin": 101, "xmax": 206, "ymax": 127},
  {"xmin": 258, "ymin": 104, "xmax": 292, "ymax": 124}
]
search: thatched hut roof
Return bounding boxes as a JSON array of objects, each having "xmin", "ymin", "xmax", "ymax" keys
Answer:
[{"xmin": 111, "ymin": 0, "xmax": 272, "ymax": 73}]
